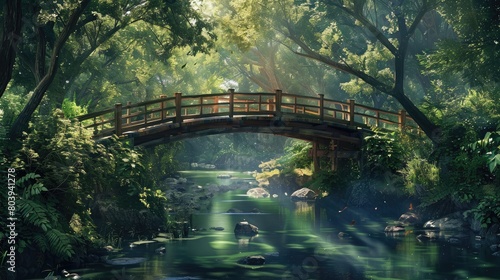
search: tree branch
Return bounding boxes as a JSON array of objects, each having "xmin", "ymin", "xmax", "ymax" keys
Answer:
[
  {"xmin": 285, "ymin": 26, "xmax": 393, "ymax": 94},
  {"xmin": 326, "ymin": 0, "xmax": 398, "ymax": 55}
]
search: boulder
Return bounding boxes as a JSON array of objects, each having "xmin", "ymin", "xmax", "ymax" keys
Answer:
[
  {"xmin": 416, "ymin": 233, "xmax": 438, "ymax": 241},
  {"xmin": 290, "ymin": 187, "xmax": 317, "ymax": 201},
  {"xmin": 234, "ymin": 220, "xmax": 259, "ymax": 236},
  {"xmin": 384, "ymin": 225, "xmax": 405, "ymax": 232},
  {"xmin": 238, "ymin": 255, "xmax": 265, "ymax": 265},
  {"xmin": 106, "ymin": 257, "xmax": 147, "ymax": 265},
  {"xmin": 398, "ymin": 212, "xmax": 421, "ymax": 225},
  {"xmin": 423, "ymin": 213, "xmax": 468, "ymax": 231},
  {"xmin": 247, "ymin": 187, "xmax": 270, "ymax": 198}
]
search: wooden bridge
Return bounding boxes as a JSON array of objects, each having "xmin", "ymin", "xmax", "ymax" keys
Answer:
[{"xmin": 77, "ymin": 90, "xmax": 418, "ymax": 170}]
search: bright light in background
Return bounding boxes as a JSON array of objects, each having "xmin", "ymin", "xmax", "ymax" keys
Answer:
[
  {"xmin": 221, "ymin": 79, "xmax": 238, "ymax": 91},
  {"xmin": 192, "ymin": 0, "xmax": 216, "ymax": 17}
]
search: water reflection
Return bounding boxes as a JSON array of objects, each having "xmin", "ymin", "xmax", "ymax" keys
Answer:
[{"xmin": 34, "ymin": 171, "xmax": 500, "ymax": 280}]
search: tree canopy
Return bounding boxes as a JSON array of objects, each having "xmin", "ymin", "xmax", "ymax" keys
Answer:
[{"xmin": 1, "ymin": 0, "xmax": 215, "ymax": 139}]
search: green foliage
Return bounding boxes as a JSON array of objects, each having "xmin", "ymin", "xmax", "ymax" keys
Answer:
[
  {"xmin": 428, "ymin": 0, "xmax": 500, "ymax": 86},
  {"xmin": 363, "ymin": 131, "xmax": 405, "ymax": 177},
  {"xmin": 464, "ymin": 196, "xmax": 500, "ymax": 228},
  {"xmin": 306, "ymin": 160, "xmax": 360, "ymax": 195},
  {"xmin": 277, "ymin": 140, "xmax": 312, "ymax": 174},
  {"xmin": 400, "ymin": 158, "xmax": 440, "ymax": 196},
  {"xmin": 3, "ymin": 108, "xmax": 171, "ymax": 268},
  {"xmin": 0, "ymin": 87, "xmax": 26, "ymax": 126},
  {"xmin": 177, "ymin": 133, "xmax": 287, "ymax": 170},
  {"xmin": 14, "ymin": 172, "xmax": 75, "ymax": 259},
  {"xmin": 61, "ymin": 97, "xmax": 88, "ymax": 119},
  {"xmin": 469, "ymin": 131, "xmax": 500, "ymax": 173}
]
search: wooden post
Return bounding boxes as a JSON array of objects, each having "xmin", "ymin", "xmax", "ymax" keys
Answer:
[
  {"xmin": 330, "ymin": 140, "xmax": 338, "ymax": 171},
  {"xmin": 258, "ymin": 94, "xmax": 262, "ymax": 112},
  {"xmin": 214, "ymin": 96, "xmax": 219, "ymax": 113},
  {"xmin": 229, "ymin": 89, "xmax": 235, "ymax": 118},
  {"xmin": 347, "ymin": 99, "xmax": 355, "ymax": 126},
  {"xmin": 175, "ymin": 92, "xmax": 183, "ymax": 124},
  {"xmin": 125, "ymin": 101, "xmax": 131, "ymax": 124},
  {"xmin": 275, "ymin": 89, "xmax": 282, "ymax": 117},
  {"xmin": 312, "ymin": 141, "xmax": 319, "ymax": 172},
  {"xmin": 160, "ymin": 95, "xmax": 167, "ymax": 120},
  {"xmin": 376, "ymin": 111, "xmax": 380, "ymax": 127},
  {"xmin": 93, "ymin": 117, "xmax": 98, "ymax": 135},
  {"xmin": 199, "ymin": 96, "xmax": 203, "ymax": 115},
  {"xmin": 319, "ymin": 94, "xmax": 324, "ymax": 122},
  {"xmin": 114, "ymin": 103, "xmax": 122, "ymax": 136},
  {"xmin": 399, "ymin": 110, "xmax": 406, "ymax": 130},
  {"xmin": 293, "ymin": 96, "xmax": 297, "ymax": 113},
  {"xmin": 267, "ymin": 98, "xmax": 274, "ymax": 111}
]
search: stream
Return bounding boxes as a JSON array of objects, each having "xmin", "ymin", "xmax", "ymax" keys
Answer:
[{"xmin": 34, "ymin": 170, "xmax": 500, "ymax": 280}]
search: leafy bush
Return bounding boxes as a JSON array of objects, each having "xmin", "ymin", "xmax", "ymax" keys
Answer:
[
  {"xmin": 400, "ymin": 158, "xmax": 440, "ymax": 196},
  {"xmin": 464, "ymin": 196, "xmax": 500, "ymax": 228},
  {"xmin": 1, "ymin": 109, "xmax": 170, "ymax": 271},
  {"xmin": 469, "ymin": 130, "xmax": 500, "ymax": 173},
  {"xmin": 362, "ymin": 130, "xmax": 405, "ymax": 177},
  {"xmin": 61, "ymin": 96, "xmax": 88, "ymax": 118},
  {"xmin": 306, "ymin": 159, "xmax": 360, "ymax": 195},
  {"xmin": 277, "ymin": 140, "xmax": 312, "ymax": 174}
]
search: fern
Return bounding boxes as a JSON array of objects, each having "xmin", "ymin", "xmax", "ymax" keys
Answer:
[
  {"xmin": 17, "ymin": 199, "xmax": 52, "ymax": 232},
  {"xmin": 33, "ymin": 234, "xmax": 49, "ymax": 253},
  {"xmin": 25, "ymin": 182, "xmax": 48, "ymax": 198},
  {"xmin": 16, "ymin": 172, "xmax": 41, "ymax": 186},
  {"xmin": 46, "ymin": 229, "xmax": 74, "ymax": 260}
]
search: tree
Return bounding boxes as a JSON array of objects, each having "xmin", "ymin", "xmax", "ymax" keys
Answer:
[
  {"xmin": 0, "ymin": 0, "xmax": 22, "ymax": 98},
  {"xmin": 7, "ymin": 0, "xmax": 215, "ymax": 140},
  {"xmin": 217, "ymin": 0, "xmax": 442, "ymax": 141},
  {"xmin": 9, "ymin": 0, "xmax": 91, "ymax": 140},
  {"xmin": 426, "ymin": 0, "xmax": 500, "ymax": 86}
]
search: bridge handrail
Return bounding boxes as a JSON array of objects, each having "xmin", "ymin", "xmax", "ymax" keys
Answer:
[{"xmin": 77, "ymin": 89, "xmax": 419, "ymax": 138}]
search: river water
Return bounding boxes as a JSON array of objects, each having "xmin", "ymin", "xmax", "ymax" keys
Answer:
[{"xmin": 39, "ymin": 171, "xmax": 500, "ymax": 280}]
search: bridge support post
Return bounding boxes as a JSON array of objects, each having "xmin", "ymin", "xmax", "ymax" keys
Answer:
[
  {"xmin": 125, "ymin": 101, "xmax": 131, "ymax": 124},
  {"xmin": 229, "ymin": 89, "xmax": 235, "ymax": 118},
  {"xmin": 160, "ymin": 95, "xmax": 167, "ymax": 120},
  {"xmin": 312, "ymin": 141, "xmax": 320, "ymax": 172},
  {"xmin": 214, "ymin": 96, "xmax": 219, "ymax": 113},
  {"xmin": 398, "ymin": 109, "xmax": 406, "ymax": 131},
  {"xmin": 175, "ymin": 92, "xmax": 183, "ymax": 124},
  {"xmin": 114, "ymin": 103, "xmax": 123, "ymax": 136},
  {"xmin": 275, "ymin": 89, "xmax": 282, "ymax": 117},
  {"xmin": 330, "ymin": 140, "xmax": 338, "ymax": 171},
  {"xmin": 319, "ymin": 94, "xmax": 324, "ymax": 122},
  {"xmin": 347, "ymin": 99, "xmax": 355, "ymax": 126}
]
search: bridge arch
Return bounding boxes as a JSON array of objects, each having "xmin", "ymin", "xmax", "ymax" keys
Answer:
[{"xmin": 77, "ymin": 90, "xmax": 418, "ymax": 170}]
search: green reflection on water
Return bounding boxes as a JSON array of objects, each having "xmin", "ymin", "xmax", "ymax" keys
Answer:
[{"xmin": 31, "ymin": 170, "xmax": 500, "ymax": 280}]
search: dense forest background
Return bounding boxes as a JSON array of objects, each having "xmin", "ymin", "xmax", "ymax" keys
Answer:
[{"xmin": 0, "ymin": 0, "xmax": 499, "ymax": 278}]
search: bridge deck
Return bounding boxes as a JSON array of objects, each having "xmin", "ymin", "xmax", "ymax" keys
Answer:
[{"xmin": 77, "ymin": 90, "xmax": 418, "ymax": 146}]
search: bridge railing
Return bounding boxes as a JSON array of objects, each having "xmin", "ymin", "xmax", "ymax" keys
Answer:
[{"xmin": 77, "ymin": 89, "xmax": 419, "ymax": 137}]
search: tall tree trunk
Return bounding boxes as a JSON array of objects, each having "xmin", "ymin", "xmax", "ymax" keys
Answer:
[
  {"xmin": 9, "ymin": 0, "xmax": 90, "ymax": 140},
  {"xmin": 392, "ymin": 89, "xmax": 439, "ymax": 141},
  {"xmin": 0, "ymin": 0, "xmax": 22, "ymax": 98}
]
